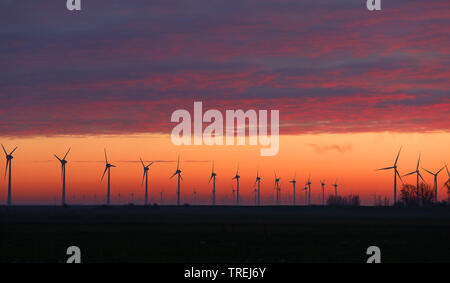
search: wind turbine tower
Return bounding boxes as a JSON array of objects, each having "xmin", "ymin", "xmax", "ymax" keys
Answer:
[
  {"xmin": 255, "ymin": 170, "xmax": 261, "ymax": 206},
  {"xmin": 332, "ymin": 179, "xmax": 338, "ymax": 197},
  {"xmin": 2, "ymin": 144, "xmax": 17, "ymax": 206},
  {"xmin": 101, "ymin": 149, "xmax": 116, "ymax": 205},
  {"xmin": 232, "ymin": 165, "xmax": 240, "ymax": 206},
  {"xmin": 170, "ymin": 155, "xmax": 183, "ymax": 205},
  {"xmin": 54, "ymin": 148, "xmax": 71, "ymax": 206},
  {"xmin": 307, "ymin": 175, "xmax": 312, "ymax": 205},
  {"xmin": 404, "ymin": 154, "xmax": 424, "ymax": 204},
  {"xmin": 377, "ymin": 147, "xmax": 403, "ymax": 205},
  {"xmin": 423, "ymin": 166, "xmax": 445, "ymax": 203},
  {"xmin": 289, "ymin": 173, "xmax": 297, "ymax": 206},
  {"xmin": 209, "ymin": 161, "xmax": 217, "ymax": 206},
  {"xmin": 320, "ymin": 180, "xmax": 326, "ymax": 205},
  {"xmin": 140, "ymin": 158, "xmax": 154, "ymax": 205},
  {"xmin": 274, "ymin": 171, "xmax": 280, "ymax": 205}
]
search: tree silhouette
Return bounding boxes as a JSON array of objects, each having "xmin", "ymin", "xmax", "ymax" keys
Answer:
[
  {"xmin": 446, "ymin": 181, "xmax": 450, "ymax": 203},
  {"xmin": 400, "ymin": 182, "xmax": 434, "ymax": 206},
  {"xmin": 327, "ymin": 194, "xmax": 360, "ymax": 206}
]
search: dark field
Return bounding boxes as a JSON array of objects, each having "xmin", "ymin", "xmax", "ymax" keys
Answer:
[{"xmin": 1, "ymin": 205, "xmax": 449, "ymax": 263}]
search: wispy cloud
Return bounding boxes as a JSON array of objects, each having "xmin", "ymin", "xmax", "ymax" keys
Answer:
[
  {"xmin": 309, "ymin": 144, "xmax": 353, "ymax": 153},
  {"xmin": 0, "ymin": 0, "xmax": 448, "ymax": 137}
]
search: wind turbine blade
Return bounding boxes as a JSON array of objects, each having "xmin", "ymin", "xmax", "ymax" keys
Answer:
[
  {"xmin": 212, "ymin": 161, "xmax": 214, "ymax": 173},
  {"xmin": 418, "ymin": 173, "xmax": 425, "ymax": 183},
  {"xmin": 209, "ymin": 175, "xmax": 213, "ymax": 183},
  {"xmin": 416, "ymin": 154, "xmax": 421, "ymax": 170},
  {"xmin": 142, "ymin": 171, "xmax": 146, "ymax": 185},
  {"xmin": 140, "ymin": 157, "xmax": 145, "ymax": 168},
  {"xmin": 437, "ymin": 166, "xmax": 445, "ymax": 174},
  {"xmin": 377, "ymin": 166, "xmax": 394, "ymax": 171},
  {"xmin": 394, "ymin": 146, "xmax": 402, "ymax": 166},
  {"xmin": 10, "ymin": 147, "xmax": 18, "ymax": 155},
  {"xmin": 170, "ymin": 172, "xmax": 177, "ymax": 179},
  {"xmin": 101, "ymin": 167, "xmax": 108, "ymax": 181},
  {"xmin": 446, "ymin": 164, "xmax": 450, "ymax": 177},
  {"xmin": 396, "ymin": 169, "xmax": 404, "ymax": 184},
  {"xmin": 180, "ymin": 174, "xmax": 183, "ymax": 181},
  {"xmin": 147, "ymin": 162, "xmax": 154, "ymax": 168},
  {"xmin": 1, "ymin": 144, "xmax": 7, "ymax": 156},
  {"xmin": 403, "ymin": 171, "xmax": 416, "ymax": 177},
  {"xmin": 104, "ymin": 149, "xmax": 108, "ymax": 164},
  {"xmin": 54, "ymin": 154, "xmax": 62, "ymax": 162},
  {"xmin": 422, "ymin": 168, "xmax": 434, "ymax": 175},
  {"xmin": 4, "ymin": 159, "xmax": 9, "ymax": 179},
  {"xmin": 63, "ymin": 147, "xmax": 71, "ymax": 160},
  {"xmin": 177, "ymin": 155, "xmax": 180, "ymax": 170}
]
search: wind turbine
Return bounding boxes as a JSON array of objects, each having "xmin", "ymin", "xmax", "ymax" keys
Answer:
[
  {"xmin": 140, "ymin": 158, "xmax": 154, "ymax": 205},
  {"xmin": 306, "ymin": 175, "xmax": 312, "ymax": 205},
  {"xmin": 2, "ymin": 144, "xmax": 18, "ymax": 206},
  {"xmin": 423, "ymin": 166, "xmax": 445, "ymax": 203},
  {"xmin": 55, "ymin": 148, "xmax": 71, "ymax": 206},
  {"xmin": 403, "ymin": 154, "xmax": 425, "ymax": 204},
  {"xmin": 289, "ymin": 173, "xmax": 296, "ymax": 206},
  {"xmin": 444, "ymin": 165, "xmax": 450, "ymax": 190},
  {"xmin": 209, "ymin": 161, "xmax": 217, "ymax": 206},
  {"xmin": 255, "ymin": 170, "xmax": 261, "ymax": 206},
  {"xmin": 274, "ymin": 171, "xmax": 280, "ymax": 205},
  {"xmin": 377, "ymin": 147, "xmax": 403, "ymax": 205},
  {"xmin": 231, "ymin": 185, "xmax": 236, "ymax": 205},
  {"xmin": 320, "ymin": 180, "xmax": 326, "ymax": 205},
  {"xmin": 101, "ymin": 149, "xmax": 116, "ymax": 205},
  {"xmin": 192, "ymin": 187, "xmax": 197, "ymax": 205},
  {"xmin": 303, "ymin": 184, "xmax": 308, "ymax": 205},
  {"xmin": 331, "ymin": 179, "xmax": 338, "ymax": 197},
  {"xmin": 232, "ymin": 164, "xmax": 240, "ymax": 206},
  {"xmin": 170, "ymin": 155, "xmax": 183, "ymax": 205}
]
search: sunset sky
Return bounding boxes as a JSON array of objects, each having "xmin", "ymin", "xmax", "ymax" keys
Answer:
[{"xmin": 0, "ymin": 0, "xmax": 449, "ymax": 205}]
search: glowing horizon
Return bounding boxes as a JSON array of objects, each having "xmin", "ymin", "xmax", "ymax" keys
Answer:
[{"xmin": 1, "ymin": 132, "xmax": 448, "ymax": 205}]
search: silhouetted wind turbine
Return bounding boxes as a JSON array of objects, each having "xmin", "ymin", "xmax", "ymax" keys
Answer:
[
  {"xmin": 403, "ymin": 154, "xmax": 425, "ymax": 204},
  {"xmin": 231, "ymin": 185, "xmax": 236, "ymax": 205},
  {"xmin": 306, "ymin": 175, "xmax": 312, "ymax": 205},
  {"xmin": 289, "ymin": 173, "xmax": 296, "ymax": 206},
  {"xmin": 423, "ymin": 165, "xmax": 445, "ymax": 203},
  {"xmin": 140, "ymin": 158, "xmax": 154, "ymax": 205},
  {"xmin": 303, "ymin": 184, "xmax": 308, "ymax": 205},
  {"xmin": 101, "ymin": 149, "xmax": 116, "ymax": 205},
  {"xmin": 377, "ymin": 147, "xmax": 403, "ymax": 205},
  {"xmin": 255, "ymin": 170, "xmax": 261, "ymax": 206},
  {"xmin": 232, "ymin": 164, "xmax": 240, "ymax": 206},
  {"xmin": 320, "ymin": 179, "xmax": 326, "ymax": 205},
  {"xmin": 444, "ymin": 165, "xmax": 450, "ymax": 189},
  {"xmin": 192, "ymin": 187, "xmax": 197, "ymax": 204},
  {"xmin": 2, "ymin": 144, "xmax": 17, "ymax": 206},
  {"xmin": 209, "ymin": 161, "xmax": 217, "ymax": 206},
  {"xmin": 331, "ymin": 179, "xmax": 338, "ymax": 197},
  {"xmin": 55, "ymin": 147, "xmax": 71, "ymax": 206},
  {"xmin": 170, "ymin": 155, "xmax": 183, "ymax": 205},
  {"xmin": 274, "ymin": 171, "xmax": 280, "ymax": 205}
]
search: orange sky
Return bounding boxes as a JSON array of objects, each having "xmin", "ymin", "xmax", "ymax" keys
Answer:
[{"xmin": 0, "ymin": 132, "xmax": 449, "ymax": 205}]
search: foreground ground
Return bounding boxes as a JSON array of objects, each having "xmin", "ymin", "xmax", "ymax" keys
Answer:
[{"xmin": 0, "ymin": 205, "xmax": 449, "ymax": 263}]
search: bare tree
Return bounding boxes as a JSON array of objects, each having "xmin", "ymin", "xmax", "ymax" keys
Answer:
[
  {"xmin": 400, "ymin": 183, "xmax": 434, "ymax": 206},
  {"xmin": 327, "ymin": 194, "xmax": 360, "ymax": 206}
]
